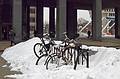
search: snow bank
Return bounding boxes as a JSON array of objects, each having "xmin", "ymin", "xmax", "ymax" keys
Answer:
[{"xmin": 2, "ymin": 37, "xmax": 120, "ymax": 79}]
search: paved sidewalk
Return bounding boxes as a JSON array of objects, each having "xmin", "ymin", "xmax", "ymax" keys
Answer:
[
  {"xmin": 80, "ymin": 37, "xmax": 120, "ymax": 48},
  {"xmin": 0, "ymin": 41, "xmax": 22, "ymax": 79},
  {"xmin": 0, "ymin": 41, "xmax": 11, "ymax": 52},
  {"xmin": 0, "ymin": 37, "xmax": 120, "ymax": 53},
  {"xmin": 0, "ymin": 51, "xmax": 22, "ymax": 79}
]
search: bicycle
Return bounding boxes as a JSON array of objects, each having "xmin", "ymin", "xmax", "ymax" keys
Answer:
[
  {"xmin": 45, "ymin": 34, "xmax": 82, "ymax": 70},
  {"xmin": 33, "ymin": 33, "xmax": 56, "ymax": 65},
  {"xmin": 45, "ymin": 36, "xmax": 92, "ymax": 70},
  {"xmin": 34, "ymin": 32, "xmax": 70, "ymax": 65},
  {"xmin": 45, "ymin": 45, "xmax": 74, "ymax": 70}
]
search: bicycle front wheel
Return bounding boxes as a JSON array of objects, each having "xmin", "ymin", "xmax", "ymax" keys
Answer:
[{"xmin": 46, "ymin": 54, "xmax": 65, "ymax": 70}]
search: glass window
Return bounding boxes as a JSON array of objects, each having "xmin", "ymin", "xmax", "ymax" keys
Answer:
[
  {"xmin": 30, "ymin": 8, "xmax": 35, "ymax": 13},
  {"xmin": 30, "ymin": 17, "xmax": 35, "ymax": 22}
]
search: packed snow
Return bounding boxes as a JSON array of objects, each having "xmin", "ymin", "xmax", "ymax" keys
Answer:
[{"xmin": 1, "ymin": 37, "xmax": 120, "ymax": 79}]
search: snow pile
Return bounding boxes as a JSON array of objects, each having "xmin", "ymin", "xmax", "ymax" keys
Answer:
[
  {"xmin": 1, "ymin": 37, "xmax": 120, "ymax": 79},
  {"xmin": 89, "ymin": 48, "xmax": 120, "ymax": 79},
  {"xmin": 2, "ymin": 37, "xmax": 40, "ymax": 65}
]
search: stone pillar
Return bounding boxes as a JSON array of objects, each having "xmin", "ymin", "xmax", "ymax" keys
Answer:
[
  {"xmin": 0, "ymin": 27, "xmax": 1, "ymax": 40},
  {"xmin": 56, "ymin": 0, "xmax": 67, "ymax": 40},
  {"xmin": 92, "ymin": 0, "xmax": 102, "ymax": 40},
  {"xmin": 22, "ymin": 1, "xmax": 30, "ymax": 41},
  {"xmin": 0, "ymin": 5, "xmax": 2, "ymax": 40},
  {"xmin": 13, "ymin": 0, "xmax": 29, "ymax": 43},
  {"xmin": 27, "ymin": 6, "xmax": 30, "ymax": 39},
  {"xmin": 67, "ymin": 4, "xmax": 77, "ymax": 39},
  {"xmin": 115, "ymin": 8, "xmax": 120, "ymax": 39},
  {"xmin": 13, "ymin": 0, "xmax": 22, "ymax": 43},
  {"xmin": 49, "ymin": 7, "xmax": 55, "ymax": 38},
  {"xmin": 36, "ymin": 0, "xmax": 43, "ymax": 38}
]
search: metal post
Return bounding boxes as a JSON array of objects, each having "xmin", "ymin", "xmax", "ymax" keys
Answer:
[{"xmin": 86, "ymin": 52, "xmax": 89, "ymax": 68}]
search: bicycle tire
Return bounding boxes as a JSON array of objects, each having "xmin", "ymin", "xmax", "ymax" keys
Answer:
[
  {"xmin": 36, "ymin": 54, "xmax": 48, "ymax": 65},
  {"xmin": 44, "ymin": 47, "xmax": 61, "ymax": 65},
  {"xmin": 46, "ymin": 49, "xmax": 73, "ymax": 70},
  {"xmin": 33, "ymin": 43, "xmax": 47, "ymax": 58},
  {"xmin": 63, "ymin": 46, "xmax": 77, "ymax": 65},
  {"xmin": 46, "ymin": 54, "xmax": 62, "ymax": 70},
  {"xmin": 44, "ymin": 53, "xmax": 57, "ymax": 65}
]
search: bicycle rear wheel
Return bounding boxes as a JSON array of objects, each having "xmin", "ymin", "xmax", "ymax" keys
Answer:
[{"xmin": 33, "ymin": 43, "xmax": 47, "ymax": 58}]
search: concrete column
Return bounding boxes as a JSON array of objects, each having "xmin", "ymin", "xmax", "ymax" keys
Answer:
[
  {"xmin": 67, "ymin": 4, "xmax": 77, "ymax": 39},
  {"xmin": 0, "ymin": 27, "xmax": 1, "ymax": 40},
  {"xmin": 22, "ymin": 1, "xmax": 30, "ymax": 41},
  {"xmin": 27, "ymin": 6, "xmax": 30, "ymax": 39},
  {"xmin": 13, "ymin": 0, "xmax": 22, "ymax": 43},
  {"xmin": 13, "ymin": 0, "xmax": 29, "ymax": 43},
  {"xmin": 0, "ymin": 5, "xmax": 2, "ymax": 40},
  {"xmin": 49, "ymin": 7, "xmax": 55, "ymax": 38},
  {"xmin": 92, "ymin": 0, "xmax": 102, "ymax": 40},
  {"xmin": 36, "ymin": 0, "xmax": 43, "ymax": 38},
  {"xmin": 56, "ymin": 0, "xmax": 67, "ymax": 40},
  {"xmin": 115, "ymin": 8, "xmax": 120, "ymax": 39}
]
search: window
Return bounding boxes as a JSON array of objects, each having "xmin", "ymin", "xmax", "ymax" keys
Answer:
[
  {"xmin": 30, "ymin": 17, "xmax": 35, "ymax": 22},
  {"xmin": 30, "ymin": 8, "xmax": 35, "ymax": 13}
]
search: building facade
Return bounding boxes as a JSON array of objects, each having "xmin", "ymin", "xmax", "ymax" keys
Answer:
[
  {"xmin": 0, "ymin": 0, "xmax": 12, "ymax": 40},
  {"xmin": 1, "ymin": 0, "xmax": 120, "ymax": 42}
]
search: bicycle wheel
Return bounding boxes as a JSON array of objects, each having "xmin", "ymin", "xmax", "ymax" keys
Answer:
[
  {"xmin": 46, "ymin": 53, "xmax": 69, "ymax": 70},
  {"xmin": 36, "ymin": 54, "xmax": 48, "ymax": 65},
  {"xmin": 46, "ymin": 54, "xmax": 60, "ymax": 70},
  {"xmin": 63, "ymin": 46, "xmax": 77, "ymax": 65},
  {"xmin": 33, "ymin": 43, "xmax": 47, "ymax": 58},
  {"xmin": 44, "ymin": 47, "xmax": 61, "ymax": 65},
  {"xmin": 36, "ymin": 49, "xmax": 53, "ymax": 65},
  {"xmin": 44, "ymin": 53, "xmax": 56, "ymax": 65}
]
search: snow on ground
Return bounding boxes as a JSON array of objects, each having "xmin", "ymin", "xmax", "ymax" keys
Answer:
[
  {"xmin": 1, "ymin": 37, "xmax": 120, "ymax": 79},
  {"xmin": 102, "ymin": 34, "xmax": 115, "ymax": 38},
  {"xmin": 78, "ymin": 32, "xmax": 115, "ymax": 38},
  {"xmin": 78, "ymin": 32, "xmax": 88, "ymax": 38}
]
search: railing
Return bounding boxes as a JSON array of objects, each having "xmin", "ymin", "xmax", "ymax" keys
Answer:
[
  {"xmin": 79, "ymin": 21, "xmax": 91, "ymax": 32},
  {"xmin": 102, "ymin": 20, "xmax": 111, "ymax": 33},
  {"xmin": 109, "ymin": 23, "xmax": 115, "ymax": 30},
  {"xmin": 78, "ymin": 17, "xmax": 105, "ymax": 33}
]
